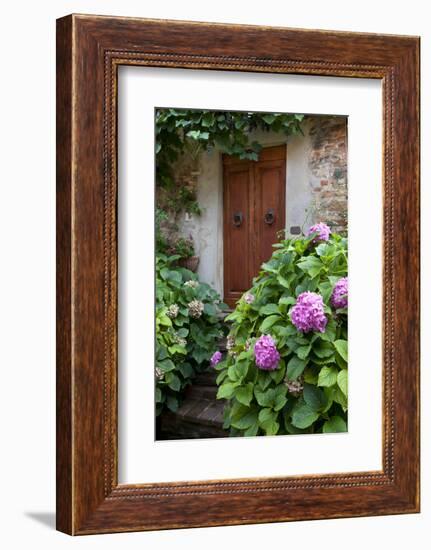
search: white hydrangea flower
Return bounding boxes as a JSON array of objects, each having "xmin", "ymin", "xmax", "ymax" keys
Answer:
[
  {"xmin": 188, "ymin": 299, "xmax": 204, "ymax": 318},
  {"xmin": 184, "ymin": 280, "xmax": 199, "ymax": 289},
  {"xmin": 167, "ymin": 303, "xmax": 179, "ymax": 318}
]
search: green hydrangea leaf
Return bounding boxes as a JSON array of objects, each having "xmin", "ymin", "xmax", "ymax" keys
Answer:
[
  {"xmin": 337, "ymin": 370, "xmax": 348, "ymax": 397},
  {"xmin": 235, "ymin": 383, "xmax": 254, "ymax": 406},
  {"xmin": 334, "ymin": 339, "xmax": 348, "ymax": 362},
  {"xmin": 259, "ymin": 315, "xmax": 282, "ymax": 333},
  {"xmin": 317, "ymin": 366, "xmax": 338, "ymax": 387},
  {"xmin": 291, "ymin": 402, "xmax": 319, "ymax": 429},
  {"xmin": 258, "ymin": 408, "xmax": 279, "ymax": 435},
  {"xmin": 323, "ymin": 416, "xmax": 347, "ymax": 433},
  {"xmin": 165, "ymin": 372, "xmax": 181, "ymax": 392},
  {"xmin": 296, "ymin": 344, "xmax": 311, "ymax": 360},
  {"xmin": 286, "ymin": 356, "xmax": 307, "ymax": 380},
  {"xmin": 303, "ymin": 383, "xmax": 328, "ymax": 411},
  {"xmin": 217, "ymin": 382, "xmax": 237, "ymax": 400},
  {"xmin": 259, "ymin": 303, "xmax": 280, "ymax": 315}
]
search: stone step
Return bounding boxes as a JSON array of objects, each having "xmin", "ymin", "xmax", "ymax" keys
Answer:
[
  {"xmin": 192, "ymin": 370, "xmax": 218, "ymax": 386},
  {"xmin": 158, "ymin": 370, "xmax": 226, "ymax": 439}
]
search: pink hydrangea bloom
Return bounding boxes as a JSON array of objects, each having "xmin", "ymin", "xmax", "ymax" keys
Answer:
[
  {"xmin": 331, "ymin": 277, "xmax": 348, "ymax": 309},
  {"xmin": 307, "ymin": 222, "xmax": 331, "ymax": 243},
  {"xmin": 254, "ymin": 335, "xmax": 280, "ymax": 370},
  {"xmin": 290, "ymin": 291, "xmax": 328, "ymax": 333},
  {"xmin": 210, "ymin": 351, "xmax": 222, "ymax": 367}
]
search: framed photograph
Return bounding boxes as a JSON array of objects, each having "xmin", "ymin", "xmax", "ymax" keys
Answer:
[{"xmin": 56, "ymin": 14, "xmax": 420, "ymax": 534}]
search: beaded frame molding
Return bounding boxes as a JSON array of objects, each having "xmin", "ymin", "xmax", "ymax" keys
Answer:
[{"xmin": 56, "ymin": 14, "xmax": 420, "ymax": 535}]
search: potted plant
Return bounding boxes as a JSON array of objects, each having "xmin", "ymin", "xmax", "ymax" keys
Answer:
[{"xmin": 174, "ymin": 236, "xmax": 200, "ymax": 272}]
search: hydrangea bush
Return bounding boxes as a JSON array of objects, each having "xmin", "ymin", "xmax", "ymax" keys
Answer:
[
  {"xmin": 214, "ymin": 226, "xmax": 348, "ymax": 436},
  {"xmin": 156, "ymin": 253, "xmax": 228, "ymax": 415}
]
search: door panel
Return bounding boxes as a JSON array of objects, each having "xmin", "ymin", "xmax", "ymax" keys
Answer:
[
  {"xmin": 223, "ymin": 146, "xmax": 286, "ymax": 308},
  {"xmin": 254, "ymin": 160, "xmax": 286, "ymax": 274},
  {"xmin": 223, "ymin": 163, "xmax": 253, "ymax": 306}
]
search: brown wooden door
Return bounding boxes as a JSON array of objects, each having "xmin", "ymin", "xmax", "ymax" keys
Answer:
[{"xmin": 223, "ymin": 145, "xmax": 286, "ymax": 307}]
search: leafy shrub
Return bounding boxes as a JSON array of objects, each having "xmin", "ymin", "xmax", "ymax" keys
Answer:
[
  {"xmin": 214, "ymin": 230, "xmax": 348, "ymax": 436},
  {"xmin": 156, "ymin": 253, "xmax": 228, "ymax": 415}
]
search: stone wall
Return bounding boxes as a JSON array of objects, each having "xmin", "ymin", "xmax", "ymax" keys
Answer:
[{"xmin": 307, "ymin": 116, "xmax": 348, "ymax": 234}]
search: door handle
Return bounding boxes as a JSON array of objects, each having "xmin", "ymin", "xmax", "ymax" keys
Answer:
[
  {"xmin": 264, "ymin": 208, "xmax": 275, "ymax": 225},
  {"xmin": 233, "ymin": 211, "xmax": 243, "ymax": 227}
]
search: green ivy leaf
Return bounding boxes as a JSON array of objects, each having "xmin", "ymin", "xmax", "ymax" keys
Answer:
[{"xmin": 201, "ymin": 112, "xmax": 214, "ymax": 127}]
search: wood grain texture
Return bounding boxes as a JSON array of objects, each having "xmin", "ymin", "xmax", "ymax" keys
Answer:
[
  {"xmin": 56, "ymin": 14, "xmax": 420, "ymax": 535},
  {"xmin": 56, "ymin": 16, "xmax": 73, "ymax": 535},
  {"xmin": 223, "ymin": 145, "xmax": 286, "ymax": 306}
]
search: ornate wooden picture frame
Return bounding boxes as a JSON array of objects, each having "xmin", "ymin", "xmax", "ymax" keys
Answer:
[{"xmin": 56, "ymin": 14, "xmax": 420, "ymax": 535}]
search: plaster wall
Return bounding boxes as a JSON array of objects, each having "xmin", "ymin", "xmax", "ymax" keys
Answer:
[{"xmin": 179, "ymin": 124, "xmax": 316, "ymax": 296}]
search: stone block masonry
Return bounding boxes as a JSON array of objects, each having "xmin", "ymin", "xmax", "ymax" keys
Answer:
[{"xmin": 307, "ymin": 116, "xmax": 348, "ymax": 234}]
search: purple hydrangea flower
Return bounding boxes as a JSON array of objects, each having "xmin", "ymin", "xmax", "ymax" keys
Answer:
[
  {"xmin": 254, "ymin": 335, "xmax": 280, "ymax": 370},
  {"xmin": 307, "ymin": 222, "xmax": 331, "ymax": 243},
  {"xmin": 290, "ymin": 291, "xmax": 328, "ymax": 333},
  {"xmin": 210, "ymin": 351, "xmax": 222, "ymax": 367},
  {"xmin": 331, "ymin": 277, "xmax": 348, "ymax": 309}
]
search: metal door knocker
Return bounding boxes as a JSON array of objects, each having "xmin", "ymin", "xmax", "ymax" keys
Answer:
[
  {"xmin": 233, "ymin": 211, "xmax": 243, "ymax": 227},
  {"xmin": 264, "ymin": 208, "xmax": 275, "ymax": 225}
]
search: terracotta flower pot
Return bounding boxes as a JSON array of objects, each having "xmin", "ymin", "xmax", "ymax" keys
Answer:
[{"xmin": 178, "ymin": 255, "xmax": 200, "ymax": 272}]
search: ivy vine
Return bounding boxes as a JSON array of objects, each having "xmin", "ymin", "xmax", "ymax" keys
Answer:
[
  {"xmin": 155, "ymin": 108, "xmax": 305, "ymax": 255},
  {"xmin": 156, "ymin": 108, "xmax": 304, "ymax": 185}
]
